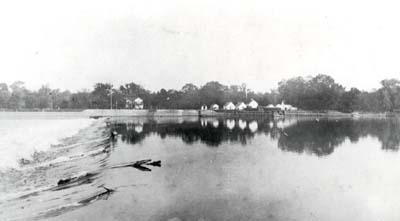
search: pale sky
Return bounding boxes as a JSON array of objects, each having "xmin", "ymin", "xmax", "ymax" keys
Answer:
[{"xmin": 1, "ymin": 0, "xmax": 400, "ymax": 92}]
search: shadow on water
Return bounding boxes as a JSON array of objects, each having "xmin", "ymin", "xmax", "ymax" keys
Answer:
[
  {"xmin": 111, "ymin": 117, "xmax": 400, "ymax": 156},
  {"xmin": 278, "ymin": 118, "xmax": 400, "ymax": 155}
]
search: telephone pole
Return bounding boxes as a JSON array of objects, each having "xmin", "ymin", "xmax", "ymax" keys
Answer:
[{"xmin": 109, "ymin": 89, "xmax": 113, "ymax": 110}]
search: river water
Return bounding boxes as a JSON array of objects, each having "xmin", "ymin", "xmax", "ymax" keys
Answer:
[{"xmin": 1, "ymin": 114, "xmax": 400, "ymax": 220}]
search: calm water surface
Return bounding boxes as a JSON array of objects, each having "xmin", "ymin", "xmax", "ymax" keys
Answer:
[{"xmin": 2, "ymin": 115, "xmax": 400, "ymax": 220}]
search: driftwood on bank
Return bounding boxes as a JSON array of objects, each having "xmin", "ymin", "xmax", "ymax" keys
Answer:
[
  {"xmin": 54, "ymin": 159, "xmax": 161, "ymax": 190},
  {"xmin": 110, "ymin": 159, "xmax": 162, "ymax": 171},
  {"xmin": 53, "ymin": 172, "xmax": 99, "ymax": 191},
  {"xmin": 78, "ymin": 186, "xmax": 115, "ymax": 205}
]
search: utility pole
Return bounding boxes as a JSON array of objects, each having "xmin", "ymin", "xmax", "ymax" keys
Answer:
[
  {"xmin": 241, "ymin": 83, "xmax": 247, "ymax": 101},
  {"xmin": 49, "ymin": 92, "xmax": 53, "ymax": 110},
  {"xmin": 109, "ymin": 89, "xmax": 113, "ymax": 110}
]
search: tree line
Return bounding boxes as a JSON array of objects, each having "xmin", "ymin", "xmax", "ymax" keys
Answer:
[{"xmin": 0, "ymin": 74, "xmax": 399, "ymax": 112}]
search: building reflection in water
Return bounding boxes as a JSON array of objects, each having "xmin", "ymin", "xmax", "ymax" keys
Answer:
[
  {"xmin": 211, "ymin": 120, "xmax": 219, "ymax": 128},
  {"xmin": 238, "ymin": 119, "xmax": 247, "ymax": 130},
  {"xmin": 110, "ymin": 117, "xmax": 400, "ymax": 156},
  {"xmin": 134, "ymin": 124, "xmax": 143, "ymax": 133},
  {"xmin": 201, "ymin": 119, "xmax": 207, "ymax": 127},
  {"xmin": 269, "ymin": 121, "xmax": 274, "ymax": 129},
  {"xmin": 248, "ymin": 121, "xmax": 258, "ymax": 133},
  {"xmin": 226, "ymin": 119, "xmax": 235, "ymax": 130}
]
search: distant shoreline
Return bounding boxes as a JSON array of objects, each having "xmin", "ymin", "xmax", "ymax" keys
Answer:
[{"xmin": 0, "ymin": 109, "xmax": 393, "ymax": 118}]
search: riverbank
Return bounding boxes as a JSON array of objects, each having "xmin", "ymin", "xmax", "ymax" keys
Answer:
[
  {"xmin": 199, "ymin": 110, "xmax": 354, "ymax": 117},
  {"xmin": 84, "ymin": 109, "xmax": 394, "ymax": 118},
  {"xmin": 200, "ymin": 110, "xmax": 391, "ymax": 118},
  {"xmin": 0, "ymin": 109, "xmax": 391, "ymax": 119},
  {"xmin": 82, "ymin": 109, "xmax": 199, "ymax": 118}
]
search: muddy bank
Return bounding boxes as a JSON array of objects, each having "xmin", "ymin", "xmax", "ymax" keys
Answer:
[{"xmin": 83, "ymin": 109, "xmax": 199, "ymax": 118}]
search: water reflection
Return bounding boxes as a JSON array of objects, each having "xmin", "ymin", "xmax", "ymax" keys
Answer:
[
  {"xmin": 110, "ymin": 117, "xmax": 400, "ymax": 156},
  {"xmin": 238, "ymin": 119, "xmax": 247, "ymax": 130},
  {"xmin": 248, "ymin": 121, "xmax": 258, "ymax": 133},
  {"xmin": 226, "ymin": 119, "xmax": 235, "ymax": 130}
]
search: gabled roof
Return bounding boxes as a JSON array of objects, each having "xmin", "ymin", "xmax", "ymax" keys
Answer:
[{"xmin": 235, "ymin": 102, "xmax": 246, "ymax": 107}]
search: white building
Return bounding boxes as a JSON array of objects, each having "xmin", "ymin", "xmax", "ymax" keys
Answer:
[
  {"xmin": 211, "ymin": 104, "xmax": 219, "ymax": 110},
  {"xmin": 276, "ymin": 101, "xmax": 297, "ymax": 111},
  {"xmin": 133, "ymin": 97, "xmax": 144, "ymax": 109},
  {"xmin": 125, "ymin": 99, "xmax": 133, "ymax": 109},
  {"xmin": 201, "ymin": 105, "xmax": 208, "ymax": 110},
  {"xmin": 247, "ymin": 99, "xmax": 259, "ymax": 109},
  {"xmin": 235, "ymin": 102, "xmax": 247, "ymax": 111},
  {"xmin": 223, "ymin": 102, "xmax": 235, "ymax": 110}
]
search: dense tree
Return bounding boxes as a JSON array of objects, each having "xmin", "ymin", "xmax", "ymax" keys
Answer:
[
  {"xmin": 339, "ymin": 88, "xmax": 361, "ymax": 112},
  {"xmin": 70, "ymin": 91, "xmax": 91, "ymax": 109},
  {"xmin": 1, "ymin": 75, "xmax": 400, "ymax": 112},
  {"xmin": 179, "ymin": 83, "xmax": 200, "ymax": 109},
  {"xmin": 278, "ymin": 76, "xmax": 307, "ymax": 107},
  {"xmin": 358, "ymin": 90, "xmax": 382, "ymax": 113},
  {"xmin": 379, "ymin": 79, "xmax": 400, "ymax": 111},
  {"xmin": 120, "ymin": 82, "xmax": 152, "ymax": 108},
  {"xmin": 54, "ymin": 90, "xmax": 72, "ymax": 109},
  {"xmin": 91, "ymin": 83, "xmax": 113, "ymax": 109},
  {"xmin": 279, "ymin": 75, "xmax": 345, "ymax": 111},
  {"xmin": 37, "ymin": 85, "xmax": 52, "ymax": 109},
  {"xmin": 8, "ymin": 81, "xmax": 27, "ymax": 110},
  {"xmin": 199, "ymin": 81, "xmax": 228, "ymax": 106},
  {"xmin": 0, "ymin": 83, "xmax": 10, "ymax": 109}
]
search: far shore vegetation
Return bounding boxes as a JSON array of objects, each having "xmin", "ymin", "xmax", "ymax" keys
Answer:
[{"xmin": 0, "ymin": 74, "xmax": 399, "ymax": 113}]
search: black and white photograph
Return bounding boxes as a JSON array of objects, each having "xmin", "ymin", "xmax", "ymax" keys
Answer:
[{"xmin": 2, "ymin": 0, "xmax": 400, "ymax": 220}]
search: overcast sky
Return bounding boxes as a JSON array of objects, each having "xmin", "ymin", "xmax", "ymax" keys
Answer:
[{"xmin": 1, "ymin": 0, "xmax": 400, "ymax": 92}]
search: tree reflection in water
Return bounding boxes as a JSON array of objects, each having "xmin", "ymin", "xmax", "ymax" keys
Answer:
[{"xmin": 110, "ymin": 117, "xmax": 400, "ymax": 156}]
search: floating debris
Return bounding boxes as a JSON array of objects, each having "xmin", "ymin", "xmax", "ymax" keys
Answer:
[
  {"xmin": 53, "ymin": 172, "xmax": 98, "ymax": 191},
  {"xmin": 111, "ymin": 159, "xmax": 161, "ymax": 171},
  {"xmin": 146, "ymin": 160, "xmax": 161, "ymax": 167},
  {"xmin": 78, "ymin": 186, "xmax": 115, "ymax": 204}
]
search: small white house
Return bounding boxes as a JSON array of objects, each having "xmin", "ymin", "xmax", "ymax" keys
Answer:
[
  {"xmin": 247, "ymin": 99, "xmax": 259, "ymax": 109},
  {"xmin": 134, "ymin": 97, "xmax": 144, "ymax": 109},
  {"xmin": 235, "ymin": 102, "xmax": 247, "ymax": 111},
  {"xmin": 201, "ymin": 105, "xmax": 208, "ymax": 110},
  {"xmin": 265, "ymin": 104, "xmax": 275, "ymax": 108},
  {"xmin": 211, "ymin": 104, "xmax": 219, "ymax": 110},
  {"xmin": 223, "ymin": 102, "xmax": 235, "ymax": 110},
  {"xmin": 276, "ymin": 101, "xmax": 297, "ymax": 111},
  {"xmin": 125, "ymin": 99, "xmax": 133, "ymax": 109}
]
